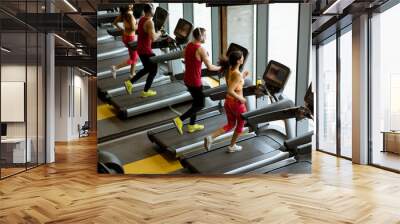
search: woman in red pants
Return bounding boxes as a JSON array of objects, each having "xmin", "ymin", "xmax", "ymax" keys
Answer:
[
  {"xmin": 110, "ymin": 6, "xmax": 139, "ymax": 80},
  {"xmin": 204, "ymin": 51, "xmax": 249, "ymax": 153}
]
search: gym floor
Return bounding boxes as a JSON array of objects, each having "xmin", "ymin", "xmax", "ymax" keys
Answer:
[{"xmin": 1, "ymin": 134, "xmax": 399, "ymax": 223}]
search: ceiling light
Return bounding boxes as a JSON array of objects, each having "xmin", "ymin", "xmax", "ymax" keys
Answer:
[
  {"xmin": 78, "ymin": 67, "xmax": 92, "ymax": 76},
  {"xmin": 63, "ymin": 0, "xmax": 78, "ymax": 12},
  {"xmin": 54, "ymin": 34, "xmax": 75, "ymax": 48},
  {"xmin": 1, "ymin": 47, "xmax": 11, "ymax": 53},
  {"xmin": 322, "ymin": 0, "xmax": 354, "ymax": 15}
]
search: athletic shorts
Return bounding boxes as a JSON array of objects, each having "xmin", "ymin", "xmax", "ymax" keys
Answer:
[
  {"xmin": 122, "ymin": 34, "xmax": 139, "ymax": 65},
  {"xmin": 223, "ymin": 97, "xmax": 247, "ymax": 134}
]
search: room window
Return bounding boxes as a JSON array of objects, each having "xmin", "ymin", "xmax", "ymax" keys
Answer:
[
  {"xmin": 268, "ymin": 3, "xmax": 299, "ymax": 101},
  {"xmin": 167, "ymin": 3, "xmax": 183, "ymax": 38},
  {"xmin": 317, "ymin": 36, "xmax": 337, "ymax": 155},
  {"xmin": 370, "ymin": 3, "xmax": 400, "ymax": 171},
  {"xmin": 193, "ymin": 3, "xmax": 212, "ymax": 60}
]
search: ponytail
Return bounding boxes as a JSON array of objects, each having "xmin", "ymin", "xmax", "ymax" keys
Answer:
[
  {"xmin": 120, "ymin": 6, "xmax": 132, "ymax": 22},
  {"xmin": 218, "ymin": 50, "xmax": 243, "ymax": 70}
]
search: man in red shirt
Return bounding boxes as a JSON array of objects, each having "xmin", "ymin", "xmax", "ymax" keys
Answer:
[
  {"xmin": 124, "ymin": 3, "xmax": 161, "ymax": 98},
  {"xmin": 173, "ymin": 27, "xmax": 221, "ymax": 135}
]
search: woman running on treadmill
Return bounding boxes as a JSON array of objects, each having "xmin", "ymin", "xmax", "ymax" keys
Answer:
[
  {"xmin": 172, "ymin": 27, "xmax": 221, "ymax": 135},
  {"xmin": 124, "ymin": 3, "xmax": 162, "ymax": 98},
  {"xmin": 110, "ymin": 5, "xmax": 138, "ymax": 80},
  {"xmin": 204, "ymin": 51, "xmax": 249, "ymax": 153}
]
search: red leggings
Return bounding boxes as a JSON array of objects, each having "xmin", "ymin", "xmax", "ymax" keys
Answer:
[
  {"xmin": 223, "ymin": 97, "xmax": 247, "ymax": 134},
  {"xmin": 122, "ymin": 34, "xmax": 139, "ymax": 65}
]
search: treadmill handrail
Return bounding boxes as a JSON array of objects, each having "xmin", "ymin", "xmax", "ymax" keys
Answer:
[
  {"xmin": 242, "ymin": 99, "xmax": 294, "ymax": 121},
  {"xmin": 244, "ymin": 105, "xmax": 311, "ymax": 127},
  {"xmin": 284, "ymin": 131, "xmax": 313, "ymax": 151}
]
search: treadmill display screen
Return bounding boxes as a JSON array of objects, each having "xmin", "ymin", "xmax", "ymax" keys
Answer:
[
  {"xmin": 153, "ymin": 7, "xmax": 169, "ymax": 31},
  {"xmin": 304, "ymin": 84, "xmax": 313, "ymax": 114},
  {"xmin": 174, "ymin": 18, "xmax": 193, "ymax": 44},
  {"xmin": 263, "ymin": 60, "xmax": 290, "ymax": 95}
]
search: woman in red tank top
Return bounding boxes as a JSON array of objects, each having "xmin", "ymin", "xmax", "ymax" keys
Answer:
[
  {"xmin": 110, "ymin": 6, "xmax": 139, "ymax": 80},
  {"xmin": 173, "ymin": 28, "xmax": 221, "ymax": 135}
]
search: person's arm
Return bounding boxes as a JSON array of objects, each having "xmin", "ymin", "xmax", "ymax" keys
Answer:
[
  {"xmin": 242, "ymin": 70, "xmax": 250, "ymax": 78},
  {"xmin": 198, "ymin": 47, "xmax": 221, "ymax": 71},
  {"xmin": 129, "ymin": 14, "xmax": 137, "ymax": 31},
  {"xmin": 145, "ymin": 20, "xmax": 162, "ymax": 41},
  {"xmin": 227, "ymin": 72, "xmax": 246, "ymax": 103},
  {"xmin": 113, "ymin": 16, "xmax": 124, "ymax": 31}
]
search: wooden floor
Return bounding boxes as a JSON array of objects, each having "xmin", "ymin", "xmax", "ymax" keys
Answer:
[{"xmin": 1, "ymin": 135, "xmax": 400, "ymax": 223}]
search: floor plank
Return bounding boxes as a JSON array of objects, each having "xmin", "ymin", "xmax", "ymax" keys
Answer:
[{"xmin": 0, "ymin": 135, "xmax": 399, "ymax": 223}]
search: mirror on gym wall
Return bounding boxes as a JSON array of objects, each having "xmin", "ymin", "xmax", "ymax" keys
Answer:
[{"xmin": 97, "ymin": 2, "xmax": 313, "ymax": 175}]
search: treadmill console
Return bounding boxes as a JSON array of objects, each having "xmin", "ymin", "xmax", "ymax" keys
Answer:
[
  {"xmin": 263, "ymin": 60, "xmax": 290, "ymax": 96},
  {"xmin": 174, "ymin": 18, "xmax": 193, "ymax": 45},
  {"xmin": 153, "ymin": 7, "xmax": 169, "ymax": 32},
  {"xmin": 132, "ymin": 4, "xmax": 146, "ymax": 19},
  {"xmin": 304, "ymin": 83, "xmax": 313, "ymax": 115},
  {"xmin": 226, "ymin": 43, "xmax": 249, "ymax": 71}
]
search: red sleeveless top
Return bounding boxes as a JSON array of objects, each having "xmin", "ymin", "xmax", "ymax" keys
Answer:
[
  {"xmin": 184, "ymin": 42, "xmax": 202, "ymax": 87},
  {"xmin": 137, "ymin": 17, "xmax": 153, "ymax": 55}
]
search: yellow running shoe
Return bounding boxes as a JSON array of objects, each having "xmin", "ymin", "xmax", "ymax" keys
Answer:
[
  {"xmin": 187, "ymin": 124, "xmax": 204, "ymax": 133},
  {"xmin": 173, "ymin": 117, "xmax": 183, "ymax": 135},
  {"xmin": 124, "ymin": 80, "xmax": 133, "ymax": 95},
  {"xmin": 141, "ymin": 89, "xmax": 157, "ymax": 97}
]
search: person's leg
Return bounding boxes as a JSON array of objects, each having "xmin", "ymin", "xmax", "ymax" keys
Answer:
[
  {"xmin": 130, "ymin": 54, "xmax": 149, "ymax": 83},
  {"xmin": 173, "ymin": 100, "xmax": 194, "ymax": 135},
  {"xmin": 143, "ymin": 53, "xmax": 158, "ymax": 92},
  {"xmin": 114, "ymin": 35, "xmax": 135, "ymax": 79},
  {"xmin": 204, "ymin": 100, "xmax": 235, "ymax": 150},
  {"xmin": 228, "ymin": 103, "xmax": 247, "ymax": 152},
  {"xmin": 174, "ymin": 86, "xmax": 204, "ymax": 134},
  {"xmin": 179, "ymin": 87, "xmax": 197, "ymax": 122},
  {"xmin": 188, "ymin": 87, "xmax": 205, "ymax": 125},
  {"xmin": 124, "ymin": 56, "xmax": 148, "ymax": 95}
]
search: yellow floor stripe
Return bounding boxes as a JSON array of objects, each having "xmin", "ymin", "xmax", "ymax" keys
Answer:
[
  {"xmin": 97, "ymin": 104, "xmax": 116, "ymax": 120},
  {"xmin": 206, "ymin": 77, "xmax": 220, "ymax": 88},
  {"xmin": 123, "ymin": 154, "xmax": 183, "ymax": 174}
]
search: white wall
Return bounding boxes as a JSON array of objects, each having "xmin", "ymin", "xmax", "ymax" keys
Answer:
[{"xmin": 55, "ymin": 66, "xmax": 89, "ymax": 141}]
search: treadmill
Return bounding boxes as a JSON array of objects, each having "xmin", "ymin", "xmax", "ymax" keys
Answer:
[
  {"xmin": 97, "ymin": 8, "xmax": 174, "ymax": 100},
  {"xmin": 98, "ymin": 6, "xmax": 168, "ymax": 60},
  {"xmin": 108, "ymin": 18, "xmax": 198, "ymax": 119},
  {"xmin": 147, "ymin": 43, "xmax": 257, "ymax": 158},
  {"xmin": 242, "ymin": 85, "xmax": 314, "ymax": 174},
  {"xmin": 181, "ymin": 61, "xmax": 307, "ymax": 174}
]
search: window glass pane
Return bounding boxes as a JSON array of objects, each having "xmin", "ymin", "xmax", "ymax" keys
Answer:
[
  {"xmin": 267, "ymin": 4, "xmax": 299, "ymax": 131},
  {"xmin": 340, "ymin": 29, "xmax": 352, "ymax": 158},
  {"xmin": 38, "ymin": 33, "xmax": 46, "ymax": 165},
  {"xmin": 168, "ymin": 3, "xmax": 183, "ymax": 38},
  {"xmin": 268, "ymin": 3, "xmax": 298, "ymax": 101},
  {"xmin": 1, "ymin": 10, "xmax": 28, "ymax": 177},
  {"xmin": 193, "ymin": 3, "xmax": 212, "ymax": 60},
  {"xmin": 371, "ymin": 3, "xmax": 400, "ymax": 171},
  {"xmin": 27, "ymin": 31, "xmax": 38, "ymax": 169},
  {"xmin": 227, "ymin": 5, "xmax": 255, "ymax": 75},
  {"xmin": 318, "ymin": 37, "xmax": 337, "ymax": 154}
]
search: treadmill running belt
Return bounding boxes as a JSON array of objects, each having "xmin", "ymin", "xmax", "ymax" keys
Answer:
[
  {"xmin": 110, "ymin": 82, "xmax": 187, "ymax": 109},
  {"xmin": 149, "ymin": 114, "xmax": 226, "ymax": 153},
  {"xmin": 183, "ymin": 135, "xmax": 283, "ymax": 174},
  {"xmin": 97, "ymin": 54, "xmax": 129, "ymax": 74},
  {"xmin": 98, "ymin": 41, "xmax": 125, "ymax": 55}
]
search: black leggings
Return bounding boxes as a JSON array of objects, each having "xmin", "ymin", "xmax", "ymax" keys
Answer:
[
  {"xmin": 130, "ymin": 53, "xmax": 158, "ymax": 92},
  {"xmin": 180, "ymin": 85, "xmax": 205, "ymax": 125}
]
